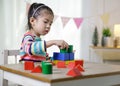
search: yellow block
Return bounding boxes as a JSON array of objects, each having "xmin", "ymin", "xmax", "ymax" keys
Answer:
[{"xmin": 65, "ymin": 60, "xmax": 75, "ymax": 65}]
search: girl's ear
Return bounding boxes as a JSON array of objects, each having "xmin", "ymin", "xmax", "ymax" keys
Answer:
[{"xmin": 30, "ymin": 17, "xmax": 36, "ymax": 27}]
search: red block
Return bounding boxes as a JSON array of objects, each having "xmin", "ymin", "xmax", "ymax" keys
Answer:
[
  {"xmin": 67, "ymin": 68, "xmax": 82, "ymax": 77},
  {"xmin": 75, "ymin": 64, "xmax": 84, "ymax": 72},
  {"xmin": 31, "ymin": 65, "xmax": 42, "ymax": 73},
  {"xmin": 24, "ymin": 61, "xmax": 34, "ymax": 70},
  {"xmin": 57, "ymin": 61, "xmax": 66, "ymax": 68},
  {"xmin": 75, "ymin": 60, "xmax": 84, "ymax": 67},
  {"xmin": 67, "ymin": 62, "xmax": 75, "ymax": 68}
]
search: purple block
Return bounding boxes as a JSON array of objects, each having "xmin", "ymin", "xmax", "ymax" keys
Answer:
[{"xmin": 69, "ymin": 53, "xmax": 74, "ymax": 60}]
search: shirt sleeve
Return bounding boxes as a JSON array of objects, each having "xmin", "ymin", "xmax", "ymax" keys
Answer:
[{"xmin": 21, "ymin": 35, "xmax": 46, "ymax": 56}]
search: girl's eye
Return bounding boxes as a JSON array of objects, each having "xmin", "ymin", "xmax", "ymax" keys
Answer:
[{"xmin": 44, "ymin": 21, "xmax": 48, "ymax": 24}]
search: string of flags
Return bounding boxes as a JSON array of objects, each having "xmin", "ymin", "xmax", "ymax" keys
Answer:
[{"xmin": 26, "ymin": 2, "xmax": 110, "ymax": 29}]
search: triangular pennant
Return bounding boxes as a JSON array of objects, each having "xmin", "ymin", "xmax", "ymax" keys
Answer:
[
  {"xmin": 61, "ymin": 17, "xmax": 70, "ymax": 27},
  {"xmin": 54, "ymin": 15, "xmax": 59, "ymax": 22},
  {"xmin": 101, "ymin": 13, "xmax": 110, "ymax": 25},
  {"xmin": 75, "ymin": 64, "xmax": 84, "ymax": 72},
  {"xmin": 73, "ymin": 18, "xmax": 83, "ymax": 29},
  {"xmin": 31, "ymin": 65, "xmax": 42, "ymax": 73},
  {"xmin": 26, "ymin": 2, "xmax": 31, "ymax": 15},
  {"xmin": 67, "ymin": 68, "xmax": 81, "ymax": 77}
]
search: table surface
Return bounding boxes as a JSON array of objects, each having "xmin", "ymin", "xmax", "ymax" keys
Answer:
[{"xmin": 0, "ymin": 62, "xmax": 120, "ymax": 83}]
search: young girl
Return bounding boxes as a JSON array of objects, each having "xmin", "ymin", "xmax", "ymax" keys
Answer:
[{"xmin": 20, "ymin": 3, "xmax": 69, "ymax": 62}]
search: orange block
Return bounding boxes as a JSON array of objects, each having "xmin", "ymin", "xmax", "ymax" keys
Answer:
[
  {"xmin": 57, "ymin": 61, "xmax": 66, "ymax": 68},
  {"xmin": 31, "ymin": 65, "xmax": 42, "ymax": 73},
  {"xmin": 75, "ymin": 64, "xmax": 84, "ymax": 72},
  {"xmin": 67, "ymin": 68, "xmax": 82, "ymax": 77},
  {"xmin": 24, "ymin": 61, "xmax": 34, "ymax": 70}
]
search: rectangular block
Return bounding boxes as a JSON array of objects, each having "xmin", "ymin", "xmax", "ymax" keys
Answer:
[
  {"xmin": 53, "ymin": 52, "xmax": 69, "ymax": 61},
  {"xmin": 53, "ymin": 52, "xmax": 59, "ymax": 60},
  {"xmin": 69, "ymin": 53, "xmax": 74, "ymax": 60}
]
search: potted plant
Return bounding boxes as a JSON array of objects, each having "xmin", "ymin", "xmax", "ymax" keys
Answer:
[
  {"xmin": 92, "ymin": 26, "xmax": 99, "ymax": 46},
  {"xmin": 101, "ymin": 27, "xmax": 112, "ymax": 47}
]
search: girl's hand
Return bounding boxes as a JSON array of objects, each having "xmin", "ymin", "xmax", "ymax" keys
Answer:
[
  {"xmin": 46, "ymin": 40, "xmax": 69, "ymax": 49},
  {"xmin": 54, "ymin": 40, "xmax": 69, "ymax": 49}
]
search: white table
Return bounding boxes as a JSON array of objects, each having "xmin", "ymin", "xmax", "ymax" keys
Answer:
[{"xmin": 0, "ymin": 62, "xmax": 120, "ymax": 86}]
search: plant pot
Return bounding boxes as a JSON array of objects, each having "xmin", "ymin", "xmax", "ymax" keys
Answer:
[{"xmin": 101, "ymin": 36, "xmax": 112, "ymax": 47}]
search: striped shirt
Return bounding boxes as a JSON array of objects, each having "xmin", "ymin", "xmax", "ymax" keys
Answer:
[{"xmin": 20, "ymin": 31, "xmax": 46, "ymax": 61}]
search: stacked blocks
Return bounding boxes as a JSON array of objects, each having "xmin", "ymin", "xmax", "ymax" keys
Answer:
[{"xmin": 53, "ymin": 45, "xmax": 74, "ymax": 61}]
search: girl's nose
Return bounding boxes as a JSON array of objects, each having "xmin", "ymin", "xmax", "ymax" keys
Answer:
[{"xmin": 46, "ymin": 24, "xmax": 51, "ymax": 28}]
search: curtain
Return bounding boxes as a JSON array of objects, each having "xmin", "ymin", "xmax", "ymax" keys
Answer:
[{"xmin": 0, "ymin": 0, "xmax": 26, "ymax": 50}]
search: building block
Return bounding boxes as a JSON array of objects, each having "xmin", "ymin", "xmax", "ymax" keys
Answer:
[
  {"xmin": 69, "ymin": 53, "xmax": 74, "ymax": 60},
  {"xmin": 24, "ymin": 61, "xmax": 34, "ymax": 70},
  {"xmin": 53, "ymin": 52, "xmax": 69, "ymax": 61},
  {"xmin": 60, "ymin": 48, "xmax": 68, "ymax": 53},
  {"xmin": 65, "ymin": 60, "xmax": 74, "ymax": 65},
  {"xmin": 67, "ymin": 62, "xmax": 75, "ymax": 68},
  {"xmin": 31, "ymin": 65, "xmax": 42, "ymax": 73},
  {"xmin": 75, "ymin": 60, "xmax": 84, "ymax": 67},
  {"xmin": 57, "ymin": 61, "xmax": 66, "ymax": 68},
  {"xmin": 66, "ymin": 68, "xmax": 82, "ymax": 77},
  {"xmin": 68, "ymin": 45, "xmax": 73, "ymax": 53},
  {"xmin": 53, "ymin": 60, "xmax": 58, "ymax": 65},
  {"xmin": 42, "ymin": 61, "xmax": 52, "ymax": 74},
  {"xmin": 75, "ymin": 64, "xmax": 84, "ymax": 72}
]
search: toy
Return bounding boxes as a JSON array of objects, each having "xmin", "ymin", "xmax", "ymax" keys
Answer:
[
  {"xmin": 67, "ymin": 68, "xmax": 82, "ymax": 77},
  {"xmin": 57, "ymin": 61, "xmax": 66, "ymax": 68},
  {"xmin": 31, "ymin": 65, "xmax": 42, "ymax": 73},
  {"xmin": 42, "ymin": 61, "xmax": 52, "ymax": 74},
  {"xmin": 24, "ymin": 61, "xmax": 34, "ymax": 70}
]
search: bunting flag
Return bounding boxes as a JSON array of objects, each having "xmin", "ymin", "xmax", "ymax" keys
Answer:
[
  {"xmin": 61, "ymin": 17, "xmax": 70, "ymax": 27},
  {"xmin": 101, "ymin": 13, "xmax": 110, "ymax": 25},
  {"xmin": 26, "ymin": 2, "xmax": 31, "ymax": 15},
  {"xmin": 73, "ymin": 18, "xmax": 83, "ymax": 29}
]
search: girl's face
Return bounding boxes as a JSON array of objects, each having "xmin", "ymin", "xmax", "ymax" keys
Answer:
[{"xmin": 31, "ymin": 11, "xmax": 54, "ymax": 37}]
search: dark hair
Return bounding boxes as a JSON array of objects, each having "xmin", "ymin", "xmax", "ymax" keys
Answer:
[{"xmin": 27, "ymin": 3, "xmax": 54, "ymax": 30}]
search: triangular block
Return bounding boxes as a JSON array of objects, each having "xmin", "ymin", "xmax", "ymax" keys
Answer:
[
  {"xmin": 31, "ymin": 65, "xmax": 42, "ymax": 73},
  {"xmin": 57, "ymin": 61, "xmax": 66, "ymax": 68},
  {"xmin": 67, "ymin": 68, "xmax": 82, "ymax": 77},
  {"xmin": 67, "ymin": 62, "xmax": 75, "ymax": 68},
  {"xmin": 24, "ymin": 61, "xmax": 34, "ymax": 70},
  {"xmin": 75, "ymin": 64, "xmax": 84, "ymax": 72}
]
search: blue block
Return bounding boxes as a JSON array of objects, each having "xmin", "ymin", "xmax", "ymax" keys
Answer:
[
  {"xmin": 69, "ymin": 53, "xmax": 74, "ymax": 60},
  {"xmin": 53, "ymin": 52, "xmax": 59, "ymax": 60},
  {"xmin": 53, "ymin": 52, "xmax": 69, "ymax": 61}
]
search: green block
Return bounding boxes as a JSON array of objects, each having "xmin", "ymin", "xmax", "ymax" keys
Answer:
[
  {"xmin": 42, "ymin": 61, "xmax": 52, "ymax": 74},
  {"xmin": 68, "ymin": 45, "xmax": 73, "ymax": 53},
  {"xmin": 60, "ymin": 48, "xmax": 68, "ymax": 53}
]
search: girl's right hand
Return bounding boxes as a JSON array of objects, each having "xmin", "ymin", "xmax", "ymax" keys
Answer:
[{"xmin": 54, "ymin": 40, "xmax": 69, "ymax": 49}]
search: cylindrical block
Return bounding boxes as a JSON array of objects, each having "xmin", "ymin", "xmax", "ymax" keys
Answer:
[
  {"xmin": 42, "ymin": 61, "xmax": 52, "ymax": 74},
  {"xmin": 68, "ymin": 45, "xmax": 73, "ymax": 53}
]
